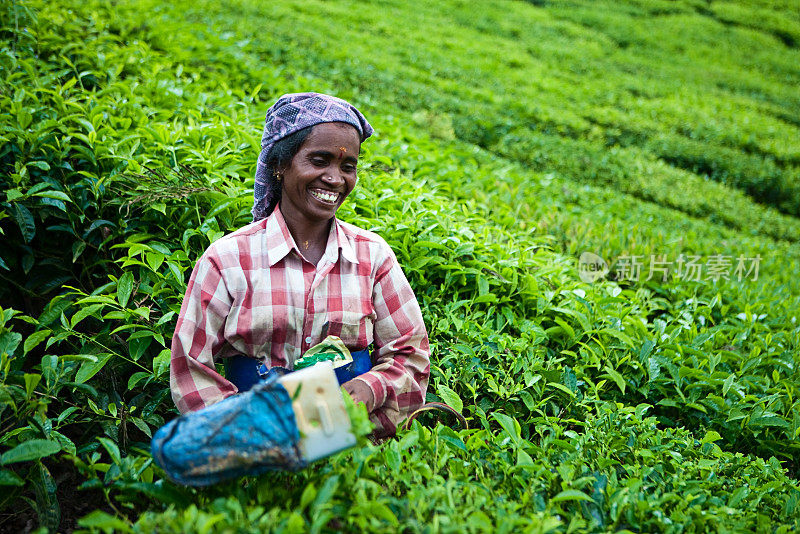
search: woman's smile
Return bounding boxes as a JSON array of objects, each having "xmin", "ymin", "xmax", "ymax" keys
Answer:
[{"xmin": 309, "ymin": 188, "xmax": 341, "ymax": 204}]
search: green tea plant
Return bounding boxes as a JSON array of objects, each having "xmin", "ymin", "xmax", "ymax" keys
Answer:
[{"xmin": 1, "ymin": 0, "xmax": 799, "ymax": 531}]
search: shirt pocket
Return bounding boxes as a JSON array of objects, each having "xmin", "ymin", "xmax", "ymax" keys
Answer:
[{"xmin": 325, "ymin": 315, "xmax": 374, "ymax": 352}]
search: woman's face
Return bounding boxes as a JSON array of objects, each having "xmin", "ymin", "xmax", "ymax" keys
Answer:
[{"xmin": 279, "ymin": 122, "xmax": 361, "ymax": 225}]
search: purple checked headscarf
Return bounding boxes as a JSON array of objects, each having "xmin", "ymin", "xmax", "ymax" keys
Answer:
[{"xmin": 252, "ymin": 92, "xmax": 374, "ymax": 221}]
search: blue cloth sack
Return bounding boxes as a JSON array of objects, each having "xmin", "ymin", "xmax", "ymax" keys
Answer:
[
  {"xmin": 225, "ymin": 348, "xmax": 372, "ymax": 393},
  {"xmin": 223, "ymin": 355, "xmax": 276, "ymax": 393},
  {"xmin": 151, "ymin": 372, "xmax": 305, "ymax": 486},
  {"xmin": 334, "ymin": 348, "xmax": 372, "ymax": 384}
]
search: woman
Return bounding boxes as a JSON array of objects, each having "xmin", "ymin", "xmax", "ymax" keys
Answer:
[{"xmin": 170, "ymin": 92, "xmax": 430, "ymax": 437}]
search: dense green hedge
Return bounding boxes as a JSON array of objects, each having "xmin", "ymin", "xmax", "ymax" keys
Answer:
[{"xmin": 1, "ymin": 0, "xmax": 799, "ymax": 532}]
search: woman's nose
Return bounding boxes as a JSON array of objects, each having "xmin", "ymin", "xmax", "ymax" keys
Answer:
[{"xmin": 321, "ymin": 170, "xmax": 344, "ymax": 186}]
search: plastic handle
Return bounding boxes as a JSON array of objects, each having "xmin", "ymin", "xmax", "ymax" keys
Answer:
[{"xmin": 316, "ymin": 400, "xmax": 335, "ymax": 436}]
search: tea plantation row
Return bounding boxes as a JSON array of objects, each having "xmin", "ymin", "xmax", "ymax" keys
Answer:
[{"xmin": 0, "ymin": 0, "xmax": 799, "ymax": 532}]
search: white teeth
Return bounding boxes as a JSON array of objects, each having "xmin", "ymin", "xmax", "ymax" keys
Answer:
[{"xmin": 310, "ymin": 189, "xmax": 339, "ymax": 203}]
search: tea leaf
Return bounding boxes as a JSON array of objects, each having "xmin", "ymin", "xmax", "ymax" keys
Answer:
[
  {"xmin": 436, "ymin": 383, "xmax": 463, "ymax": 413},
  {"xmin": 551, "ymin": 489, "xmax": 595, "ymax": 503},
  {"xmin": 75, "ymin": 353, "xmax": 113, "ymax": 384},
  {"xmin": 1, "ymin": 440, "xmax": 61, "ymax": 465},
  {"xmin": 12, "ymin": 203, "xmax": 35, "ymax": 243},
  {"xmin": 117, "ymin": 272, "xmax": 135, "ymax": 308}
]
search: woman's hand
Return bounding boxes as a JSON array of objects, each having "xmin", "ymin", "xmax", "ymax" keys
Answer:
[{"xmin": 342, "ymin": 378, "xmax": 374, "ymax": 411}]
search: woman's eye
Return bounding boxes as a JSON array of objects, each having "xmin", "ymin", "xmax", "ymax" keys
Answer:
[
  {"xmin": 311, "ymin": 158, "xmax": 327, "ymax": 167},
  {"xmin": 343, "ymin": 164, "xmax": 357, "ymax": 173}
]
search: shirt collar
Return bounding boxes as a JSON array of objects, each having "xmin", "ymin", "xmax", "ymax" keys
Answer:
[{"xmin": 264, "ymin": 204, "xmax": 359, "ymax": 267}]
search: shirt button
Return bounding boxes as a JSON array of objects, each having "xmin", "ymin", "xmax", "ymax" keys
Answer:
[{"xmin": 305, "ymin": 336, "xmax": 312, "ymax": 344}]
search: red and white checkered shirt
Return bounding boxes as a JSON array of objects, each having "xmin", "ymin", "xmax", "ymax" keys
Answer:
[{"xmin": 170, "ymin": 204, "xmax": 430, "ymax": 436}]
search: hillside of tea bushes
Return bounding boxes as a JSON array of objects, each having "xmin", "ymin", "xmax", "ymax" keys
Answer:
[{"xmin": 1, "ymin": 0, "xmax": 800, "ymax": 531}]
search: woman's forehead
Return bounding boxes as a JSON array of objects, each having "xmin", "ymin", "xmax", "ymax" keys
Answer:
[{"xmin": 304, "ymin": 123, "xmax": 361, "ymax": 155}]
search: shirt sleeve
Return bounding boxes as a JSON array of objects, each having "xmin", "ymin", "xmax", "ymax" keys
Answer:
[
  {"xmin": 170, "ymin": 248, "xmax": 238, "ymax": 414},
  {"xmin": 349, "ymin": 249, "xmax": 430, "ymax": 437}
]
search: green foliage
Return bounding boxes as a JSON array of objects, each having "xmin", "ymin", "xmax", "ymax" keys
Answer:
[{"xmin": 1, "ymin": 0, "xmax": 799, "ymax": 531}]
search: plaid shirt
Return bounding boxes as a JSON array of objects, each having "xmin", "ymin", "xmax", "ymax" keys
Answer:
[{"xmin": 170, "ymin": 204, "xmax": 430, "ymax": 436}]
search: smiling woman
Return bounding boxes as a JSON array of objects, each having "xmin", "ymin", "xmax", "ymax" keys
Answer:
[{"xmin": 169, "ymin": 93, "xmax": 430, "ymax": 437}]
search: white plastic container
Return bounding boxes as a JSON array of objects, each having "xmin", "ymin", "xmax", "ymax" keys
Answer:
[{"xmin": 278, "ymin": 360, "xmax": 356, "ymax": 462}]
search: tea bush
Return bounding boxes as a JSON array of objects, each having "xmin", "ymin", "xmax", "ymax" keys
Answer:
[{"xmin": 1, "ymin": 0, "xmax": 799, "ymax": 532}]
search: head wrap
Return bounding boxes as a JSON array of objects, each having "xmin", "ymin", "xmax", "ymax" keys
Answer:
[{"xmin": 252, "ymin": 92, "xmax": 374, "ymax": 221}]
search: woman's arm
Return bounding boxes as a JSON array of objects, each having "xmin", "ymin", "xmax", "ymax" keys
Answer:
[
  {"xmin": 170, "ymin": 250, "xmax": 238, "ymax": 413},
  {"xmin": 344, "ymin": 250, "xmax": 430, "ymax": 437}
]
